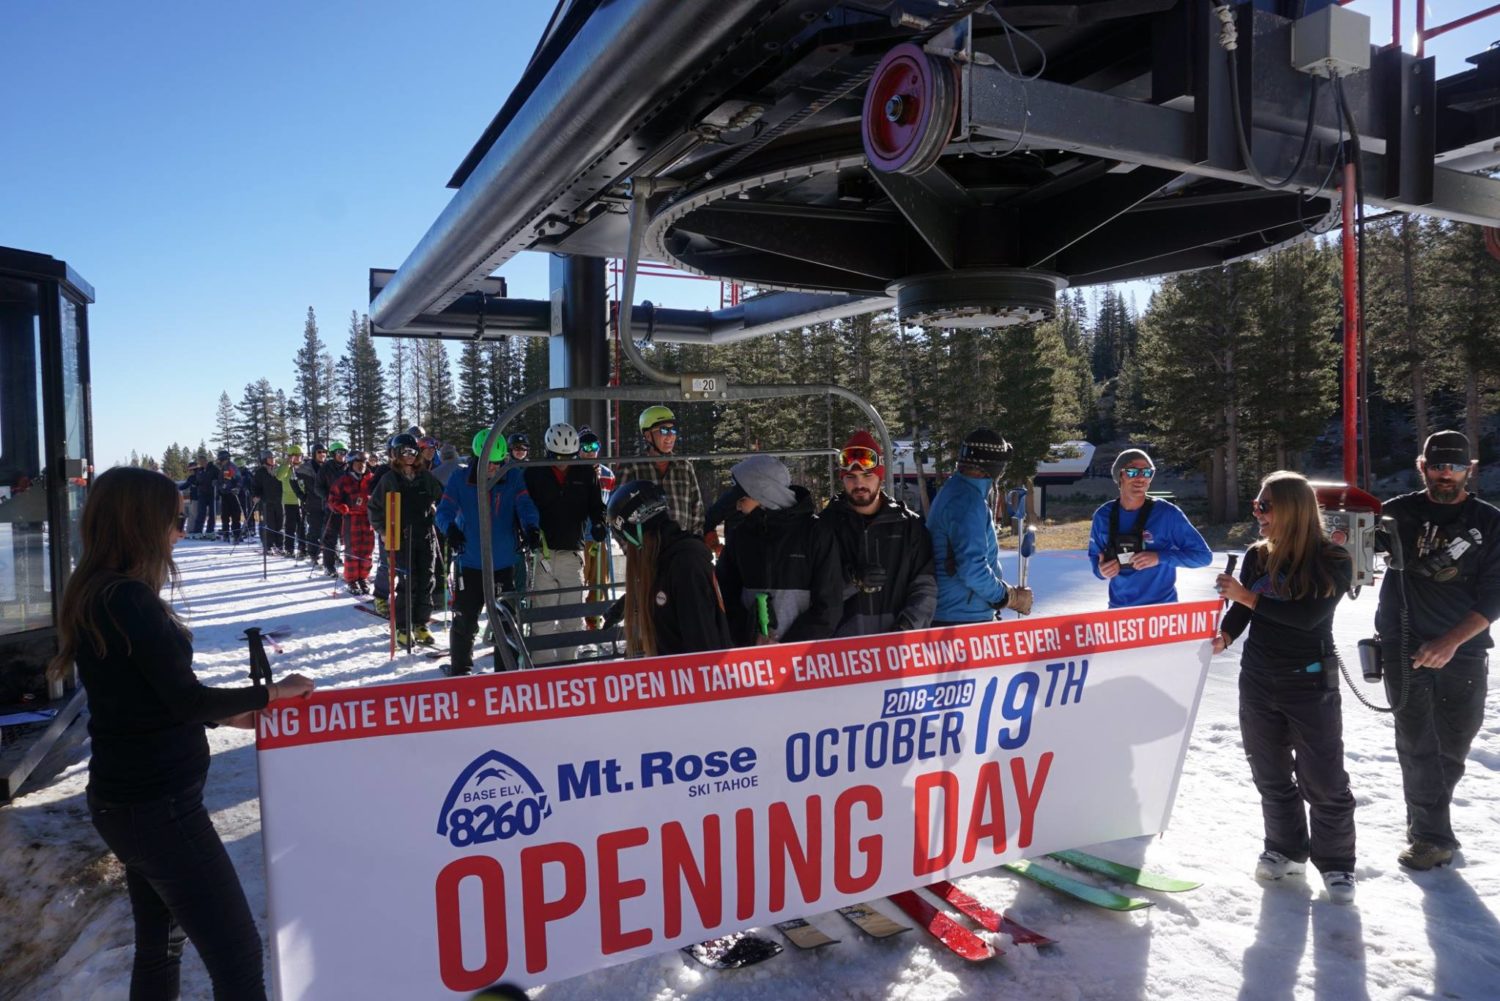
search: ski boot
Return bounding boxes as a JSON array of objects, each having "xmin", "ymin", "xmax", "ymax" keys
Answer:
[
  {"xmin": 373, "ymin": 596, "xmax": 389, "ymax": 617},
  {"xmin": 413, "ymin": 624, "xmax": 438, "ymax": 647}
]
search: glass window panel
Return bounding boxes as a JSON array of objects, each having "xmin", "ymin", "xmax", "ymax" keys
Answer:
[{"xmin": 0, "ymin": 277, "xmax": 51, "ymax": 635}]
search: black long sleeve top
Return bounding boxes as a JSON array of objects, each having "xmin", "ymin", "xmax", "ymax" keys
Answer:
[
  {"xmin": 78, "ymin": 577, "xmax": 269, "ymax": 802},
  {"xmin": 1220, "ymin": 544, "xmax": 1352, "ymax": 671},
  {"xmin": 1375, "ymin": 491, "xmax": 1500, "ymax": 652}
]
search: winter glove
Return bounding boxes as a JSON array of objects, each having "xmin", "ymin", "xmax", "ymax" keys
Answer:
[
  {"xmin": 601, "ymin": 597, "xmax": 625, "ymax": 630},
  {"xmin": 446, "ymin": 524, "xmax": 466, "ymax": 554},
  {"xmin": 999, "ymin": 586, "xmax": 1034, "ymax": 616},
  {"xmin": 590, "ymin": 521, "xmax": 607, "ymax": 543},
  {"xmin": 526, "ymin": 527, "xmax": 544, "ymax": 551},
  {"xmin": 331, "ymin": 502, "xmax": 350, "ymax": 516}
]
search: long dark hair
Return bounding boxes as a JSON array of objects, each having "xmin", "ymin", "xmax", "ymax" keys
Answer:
[
  {"xmin": 48, "ymin": 467, "xmax": 185, "ymax": 682},
  {"xmin": 1251, "ymin": 470, "xmax": 1349, "ymax": 600}
]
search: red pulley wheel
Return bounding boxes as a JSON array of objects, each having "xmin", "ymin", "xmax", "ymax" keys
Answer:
[{"xmin": 862, "ymin": 42, "xmax": 957, "ymax": 175}]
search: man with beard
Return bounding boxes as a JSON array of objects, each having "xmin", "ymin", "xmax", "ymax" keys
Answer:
[
  {"xmin": 1376, "ymin": 430, "xmax": 1500, "ymax": 871},
  {"xmin": 822, "ymin": 430, "xmax": 936, "ymax": 636}
]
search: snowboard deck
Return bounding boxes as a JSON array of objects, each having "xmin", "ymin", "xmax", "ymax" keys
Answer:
[
  {"xmin": 773, "ymin": 918, "xmax": 840, "ymax": 950},
  {"xmin": 835, "ymin": 903, "xmax": 910, "ymax": 939},
  {"xmin": 680, "ymin": 932, "xmax": 783, "ymax": 969}
]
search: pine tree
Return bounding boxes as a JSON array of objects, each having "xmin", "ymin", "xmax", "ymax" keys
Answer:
[
  {"xmin": 457, "ymin": 339, "xmax": 490, "ymax": 441},
  {"xmin": 234, "ymin": 379, "xmax": 277, "ymax": 459},
  {"xmin": 339, "ymin": 312, "xmax": 388, "ymax": 452},
  {"xmin": 214, "ymin": 392, "xmax": 236, "ymax": 454},
  {"xmin": 295, "ymin": 307, "xmax": 333, "ymax": 448}
]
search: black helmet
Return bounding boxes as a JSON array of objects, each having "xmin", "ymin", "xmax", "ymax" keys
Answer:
[
  {"xmin": 389, "ymin": 432, "xmax": 420, "ymax": 453},
  {"xmin": 508, "ymin": 431, "xmax": 530, "ymax": 449},
  {"xmin": 216, "ymin": 449, "xmax": 231, "ymax": 462},
  {"xmin": 260, "ymin": 450, "xmax": 275, "ymax": 463},
  {"xmin": 958, "ymin": 428, "xmax": 1012, "ymax": 478},
  {"xmin": 607, "ymin": 480, "xmax": 670, "ymax": 547},
  {"xmin": 406, "ymin": 425, "xmax": 425, "ymax": 439},
  {"xmin": 346, "ymin": 449, "xmax": 368, "ymax": 463}
]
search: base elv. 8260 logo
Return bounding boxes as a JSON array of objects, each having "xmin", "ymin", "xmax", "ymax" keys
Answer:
[{"xmin": 436, "ymin": 750, "xmax": 554, "ymax": 848}]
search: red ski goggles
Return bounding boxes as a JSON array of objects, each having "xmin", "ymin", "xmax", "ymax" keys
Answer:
[{"xmin": 837, "ymin": 446, "xmax": 881, "ymax": 473}]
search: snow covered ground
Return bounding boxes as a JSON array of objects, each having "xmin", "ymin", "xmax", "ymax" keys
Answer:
[{"xmin": 3, "ymin": 538, "xmax": 1498, "ymax": 1000}]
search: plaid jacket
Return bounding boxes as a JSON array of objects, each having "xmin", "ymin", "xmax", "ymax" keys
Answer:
[
  {"xmin": 330, "ymin": 469, "xmax": 376, "ymax": 578},
  {"xmin": 623, "ymin": 455, "xmax": 705, "ymax": 534}
]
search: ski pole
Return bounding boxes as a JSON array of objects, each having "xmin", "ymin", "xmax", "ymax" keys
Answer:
[{"xmin": 385, "ymin": 491, "xmax": 401, "ymax": 660}]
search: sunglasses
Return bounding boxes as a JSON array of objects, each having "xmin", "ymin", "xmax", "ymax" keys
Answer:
[
  {"xmin": 174, "ymin": 513, "xmax": 186, "ymax": 531},
  {"xmin": 1121, "ymin": 467, "xmax": 1155, "ymax": 479},
  {"xmin": 581, "ymin": 442, "xmax": 601, "ymax": 454},
  {"xmin": 838, "ymin": 446, "xmax": 881, "ymax": 473},
  {"xmin": 652, "ymin": 426, "xmax": 680, "ymax": 436},
  {"xmin": 1427, "ymin": 462, "xmax": 1467, "ymax": 474},
  {"xmin": 1252, "ymin": 499, "xmax": 1273, "ymax": 515}
]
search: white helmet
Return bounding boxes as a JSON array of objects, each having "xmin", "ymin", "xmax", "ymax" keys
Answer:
[{"xmin": 544, "ymin": 422, "xmax": 580, "ymax": 456}]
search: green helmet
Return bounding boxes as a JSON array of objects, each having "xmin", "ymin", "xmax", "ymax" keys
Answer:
[
  {"xmin": 328, "ymin": 440, "xmax": 348, "ymax": 454},
  {"xmin": 471, "ymin": 429, "xmax": 508, "ymax": 464},
  {"xmin": 286, "ymin": 444, "xmax": 303, "ymax": 456},
  {"xmin": 638, "ymin": 405, "xmax": 676, "ymax": 432}
]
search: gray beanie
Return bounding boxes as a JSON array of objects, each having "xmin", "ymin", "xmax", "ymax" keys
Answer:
[
  {"xmin": 1111, "ymin": 448, "xmax": 1155, "ymax": 479},
  {"xmin": 731, "ymin": 454, "xmax": 797, "ymax": 511}
]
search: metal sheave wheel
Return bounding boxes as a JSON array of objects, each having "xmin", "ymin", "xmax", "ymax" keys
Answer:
[{"xmin": 862, "ymin": 42, "xmax": 958, "ymax": 176}]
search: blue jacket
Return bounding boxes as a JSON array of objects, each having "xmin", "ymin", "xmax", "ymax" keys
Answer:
[
  {"xmin": 929, "ymin": 472, "xmax": 1009, "ymax": 623},
  {"xmin": 1087, "ymin": 498, "xmax": 1212, "ymax": 607},
  {"xmin": 435, "ymin": 464, "xmax": 539, "ymax": 573}
]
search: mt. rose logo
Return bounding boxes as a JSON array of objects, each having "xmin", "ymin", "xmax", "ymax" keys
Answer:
[{"xmin": 436, "ymin": 750, "xmax": 554, "ymax": 848}]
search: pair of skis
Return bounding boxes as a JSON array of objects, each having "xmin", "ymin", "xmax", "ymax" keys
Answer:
[{"xmin": 683, "ymin": 851, "xmax": 1198, "ymax": 969}]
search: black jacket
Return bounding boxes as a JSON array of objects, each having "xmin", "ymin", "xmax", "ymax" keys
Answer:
[
  {"xmin": 524, "ymin": 464, "xmax": 606, "ymax": 552},
  {"xmin": 79, "ymin": 578, "xmax": 268, "ymax": 802},
  {"xmin": 824, "ymin": 491, "xmax": 937, "ymax": 637},
  {"xmin": 1221, "ymin": 543, "xmax": 1353, "ymax": 671},
  {"xmin": 316, "ymin": 457, "xmax": 347, "ymax": 501},
  {"xmin": 653, "ymin": 526, "xmax": 734, "ymax": 655},
  {"xmin": 716, "ymin": 486, "xmax": 843, "ymax": 646},
  {"xmin": 1376, "ymin": 490, "xmax": 1500, "ymax": 652},
  {"xmin": 196, "ymin": 462, "xmax": 220, "ymax": 501},
  {"xmin": 297, "ymin": 459, "xmax": 324, "ymax": 512},
  {"xmin": 251, "ymin": 465, "xmax": 282, "ymax": 506},
  {"xmin": 369, "ymin": 467, "xmax": 444, "ymax": 551}
]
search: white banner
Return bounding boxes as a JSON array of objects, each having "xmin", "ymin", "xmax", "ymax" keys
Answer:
[{"xmin": 257, "ymin": 601, "xmax": 1218, "ymax": 998}]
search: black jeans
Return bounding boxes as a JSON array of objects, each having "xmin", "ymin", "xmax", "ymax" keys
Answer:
[
  {"xmin": 88, "ymin": 780, "xmax": 265, "ymax": 1001},
  {"xmin": 283, "ymin": 504, "xmax": 303, "ymax": 555},
  {"xmin": 451, "ymin": 566, "xmax": 516, "ymax": 671},
  {"xmin": 303, "ymin": 505, "xmax": 325, "ymax": 562},
  {"xmin": 260, "ymin": 502, "xmax": 284, "ymax": 555},
  {"xmin": 321, "ymin": 511, "xmax": 344, "ymax": 571},
  {"xmin": 1239, "ymin": 665, "xmax": 1357, "ymax": 873},
  {"xmin": 1383, "ymin": 643, "xmax": 1489, "ymax": 849}
]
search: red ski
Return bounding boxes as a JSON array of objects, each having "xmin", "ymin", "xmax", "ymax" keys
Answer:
[
  {"xmin": 887, "ymin": 890, "xmax": 995, "ymax": 962},
  {"xmin": 927, "ymin": 879, "xmax": 1056, "ymax": 947}
]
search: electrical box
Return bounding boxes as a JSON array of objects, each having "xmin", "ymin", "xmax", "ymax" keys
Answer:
[{"xmin": 1291, "ymin": 4, "xmax": 1371, "ymax": 78}]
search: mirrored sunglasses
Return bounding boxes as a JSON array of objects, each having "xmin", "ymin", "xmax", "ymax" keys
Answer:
[
  {"xmin": 1252, "ymin": 499, "xmax": 1273, "ymax": 514},
  {"xmin": 1122, "ymin": 467, "xmax": 1155, "ymax": 479},
  {"xmin": 838, "ymin": 446, "xmax": 881, "ymax": 473},
  {"xmin": 581, "ymin": 442, "xmax": 601, "ymax": 453},
  {"xmin": 653, "ymin": 426, "xmax": 679, "ymax": 436},
  {"xmin": 1428, "ymin": 462, "xmax": 1467, "ymax": 474}
]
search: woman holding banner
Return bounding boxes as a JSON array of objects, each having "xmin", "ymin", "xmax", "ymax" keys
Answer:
[
  {"xmin": 607, "ymin": 479, "xmax": 731, "ymax": 657},
  {"xmin": 49, "ymin": 466, "xmax": 315, "ymax": 1000},
  {"xmin": 1213, "ymin": 470, "xmax": 1356, "ymax": 904}
]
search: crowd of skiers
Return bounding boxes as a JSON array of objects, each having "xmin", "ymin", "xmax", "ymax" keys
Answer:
[{"xmin": 178, "ymin": 414, "xmax": 1495, "ymax": 906}]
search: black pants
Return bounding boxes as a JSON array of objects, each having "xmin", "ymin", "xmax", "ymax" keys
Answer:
[
  {"xmin": 190, "ymin": 496, "xmax": 213, "ymax": 535},
  {"xmin": 451, "ymin": 566, "xmax": 516, "ymax": 671},
  {"xmin": 373, "ymin": 536, "xmax": 392, "ymax": 600},
  {"xmin": 219, "ymin": 495, "xmax": 242, "ymax": 539},
  {"xmin": 395, "ymin": 540, "xmax": 435, "ymax": 628},
  {"xmin": 1238, "ymin": 666, "xmax": 1357, "ymax": 873},
  {"xmin": 260, "ymin": 502, "xmax": 284, "ymax": 554},
  {"xmin": 1384, "ymin": 642, "xmax": 1489, "ymax": 849},
  {"xmin": 322, "ymin": 512, "xmax": 343, "ymax": 571},
  {"xmin": 88, "ymin": 780, "xmax": 266, "ymax": 1001},
  {"xmin": 303, "ymin": 505, "xmax": 325, "ymax": 562},
  {"xmin": 283, "ymin": 504, "xmax": 303, "ymax": 555}
]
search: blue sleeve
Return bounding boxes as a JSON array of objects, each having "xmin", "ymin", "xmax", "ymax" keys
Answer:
[
  {"xmin": 1154, "ymin": 504, "xmax": 1213, "ymax": 569},
  {"xmin": 949, "ymin": 490, "xmax": 1008, "ymax": 606},
  {"xmin": 509, "ymin": 470, "xmax": 540, "ymax": 531},
  {"xmin": 1088, "ymin": 505, "xmax": 1111, "ymax": 580},
  {"xmin": 434, "ymin": 468, "xmax": 462, "ymax": 534}
]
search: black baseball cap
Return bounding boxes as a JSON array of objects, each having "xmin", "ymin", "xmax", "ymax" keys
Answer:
[{"xmin": 1423, "ymin": 430, "xmax": 1471, "ymax": 466}]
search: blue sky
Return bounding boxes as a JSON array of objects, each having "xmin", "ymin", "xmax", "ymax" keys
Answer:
[{"xmin": 2, "ymin": 1, "xmax": 1495, "ymax": 466}]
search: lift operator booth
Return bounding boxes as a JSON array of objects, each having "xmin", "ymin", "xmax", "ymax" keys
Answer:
[{"xmin": 0, "ymin": 246, "xmax": 94, "ymax": 801}]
